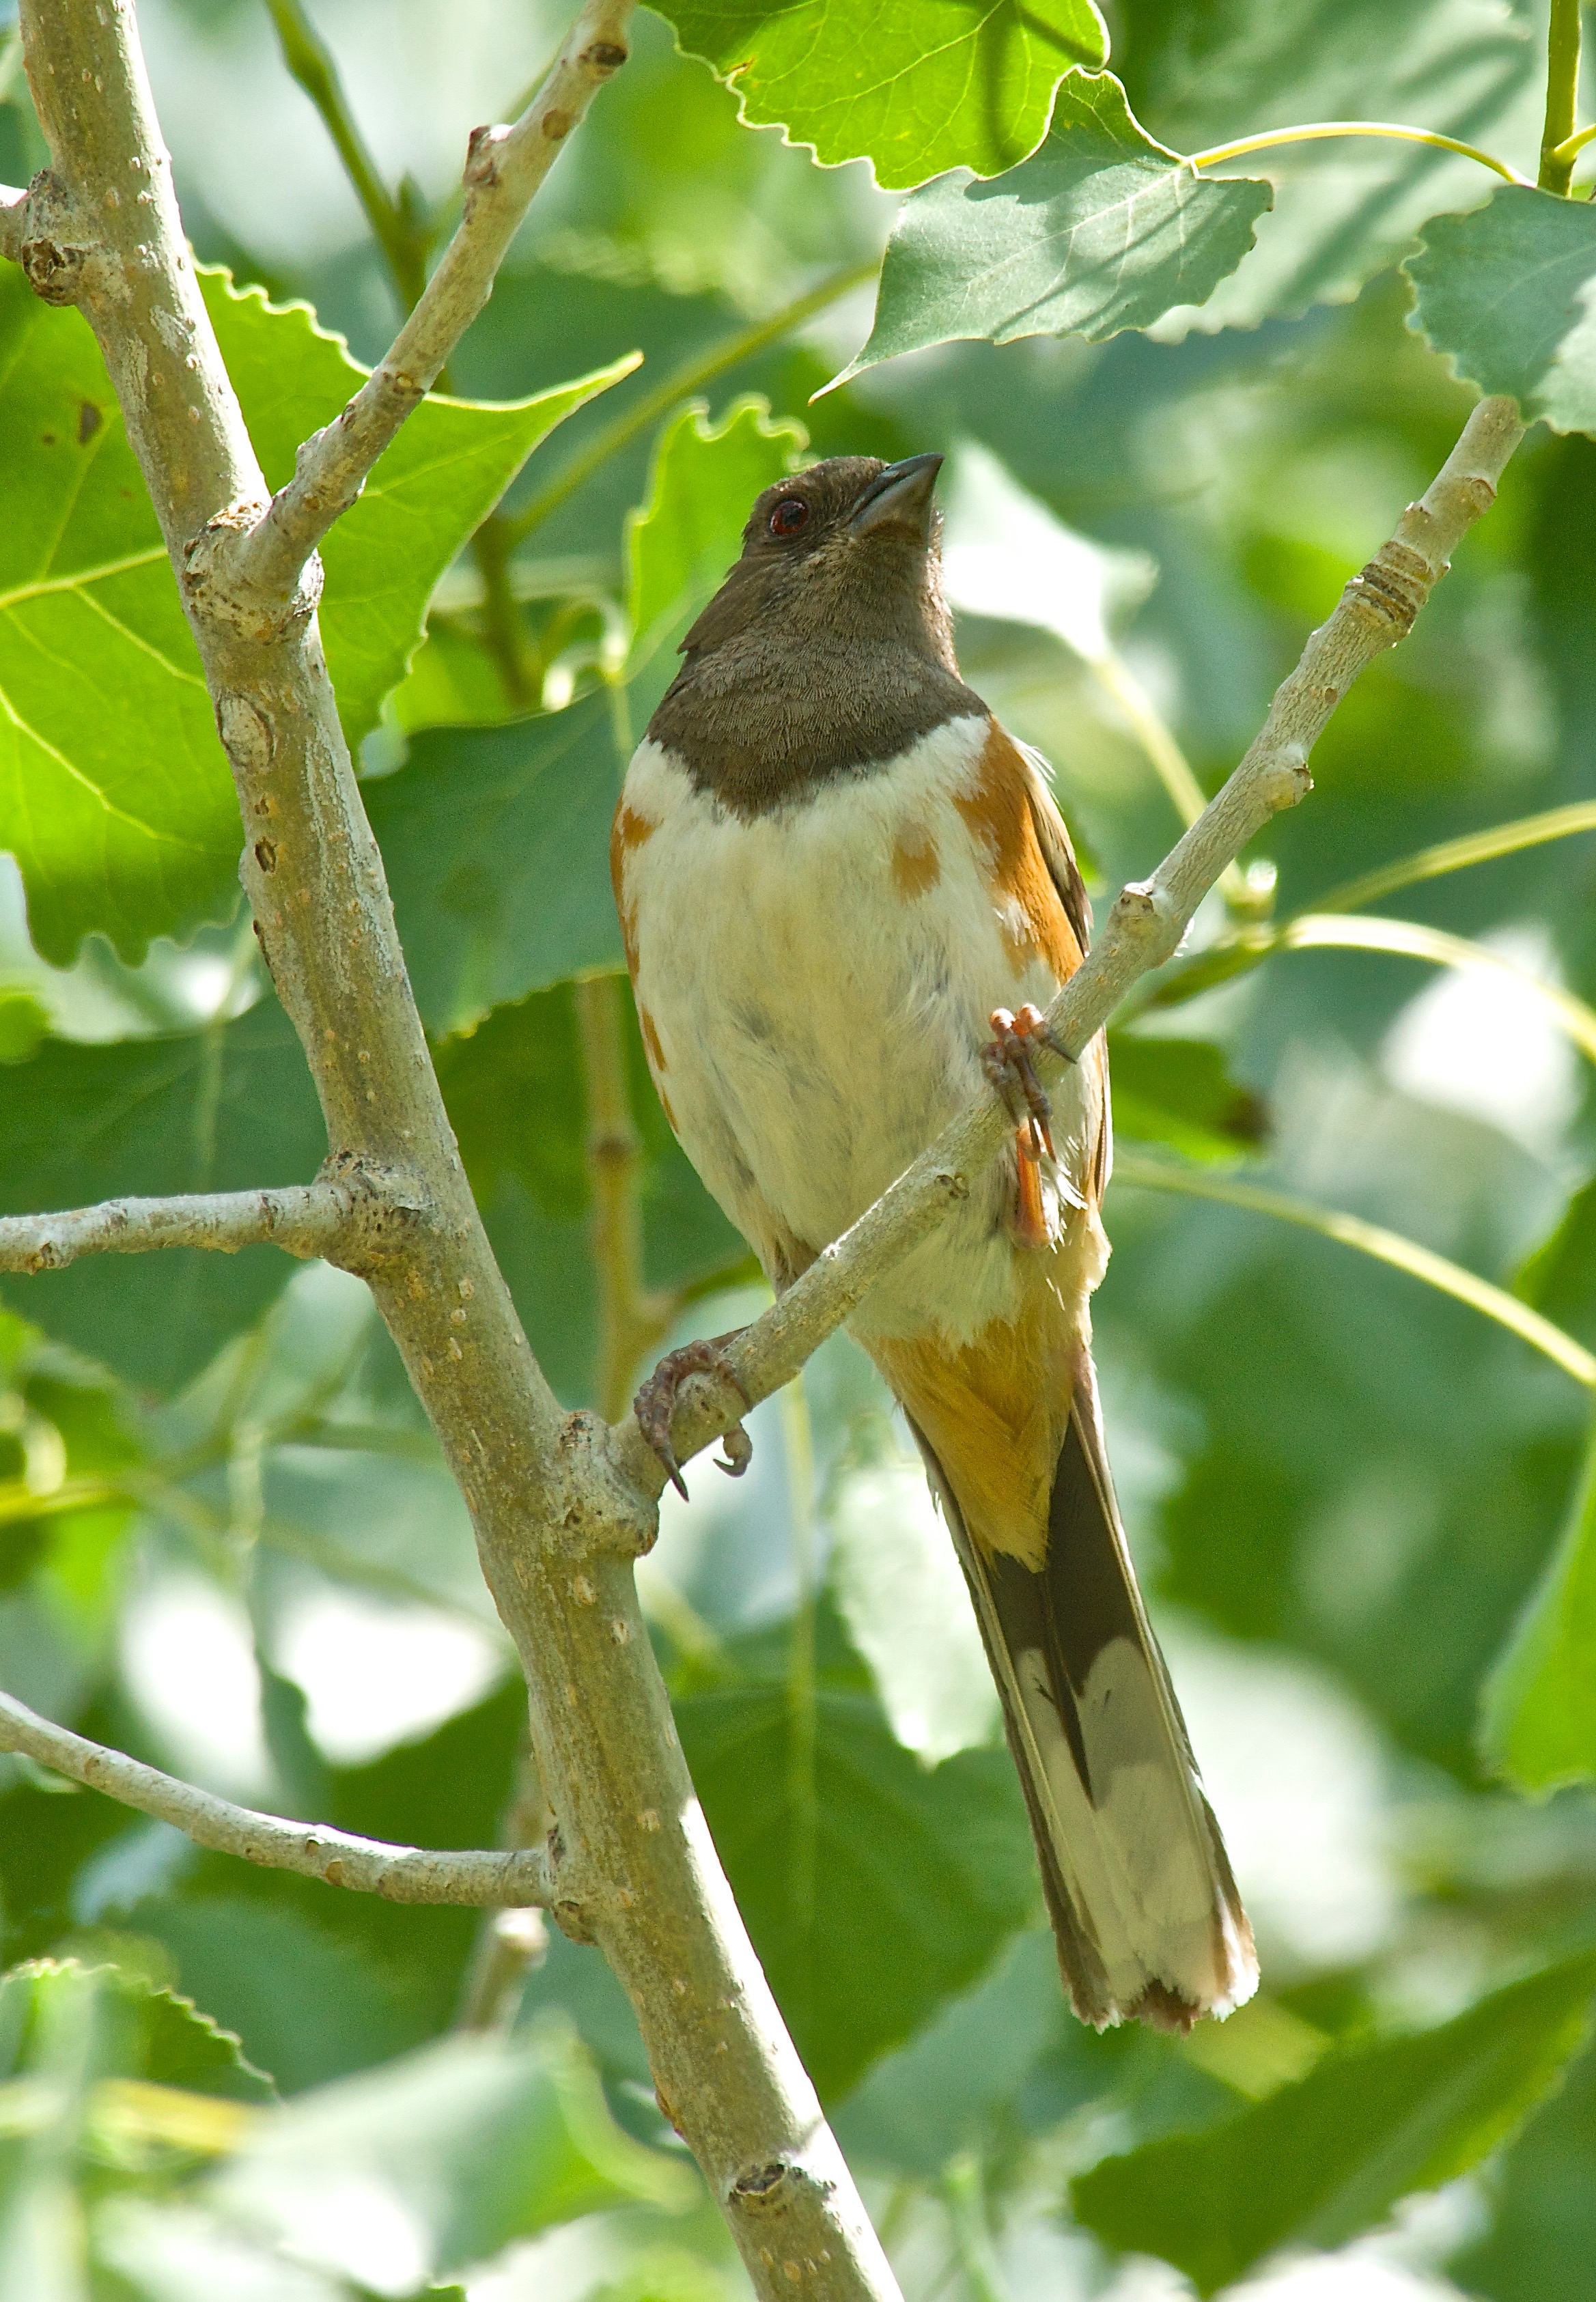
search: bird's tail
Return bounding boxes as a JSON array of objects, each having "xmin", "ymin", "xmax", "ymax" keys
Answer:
[{"xmin": 910, "ymin": 1353, "xmax": 1257, "ymax": 2032}]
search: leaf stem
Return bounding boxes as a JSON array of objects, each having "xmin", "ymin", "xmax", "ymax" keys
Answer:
[
  {"xmin": 502, "ymin": 257, "xmax": 878, "ymax": 548},
  {"xmin": 1550, "ymin": 120, "xmax": 1596, "ymax": 169},
  {"xmin": 1313, "ymin": 800, "xmax": 1596, "ymax": 914},
  {"xmin": 1542, "ymin": 0, "xmax": 1584, "ymax": 195},
  {"xmin": 1111, "ymin": 1151, "xmax": 1596, "ymax": 1390},
  {"xmin": 264, "ymin": 0, "xmax": 429, "ymax": 307},
  {"xmin": 1188, "ymin": 121, "xmax": 1531, "ymax": 188}
]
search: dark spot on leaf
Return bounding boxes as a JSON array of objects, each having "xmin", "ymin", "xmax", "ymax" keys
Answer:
[
  {"xmin": 77, "ymin": 402, "xmax": 103, "ymax": 445},
  {"xmin": 40, "ymin": 432, "xmax": 55, "ymax": 446}
]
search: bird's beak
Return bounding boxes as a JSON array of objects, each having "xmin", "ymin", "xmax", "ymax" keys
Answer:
[{"xmin": 848, "ymin": 453, "xmax": 944, "ymax": 542}]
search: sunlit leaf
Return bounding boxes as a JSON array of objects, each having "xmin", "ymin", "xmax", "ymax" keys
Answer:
[
  {"xmin": 1117, "ymin": 0, "xmax": 1541, "ymax": 333},
  {"xmin": 1479, "ymin": 1426, "xmax": 1596, "ymax": 1793},
  {"xmin": 202, "ymin": 273, "xmax": 639, "ymax": 750},
  {"xmin": 1072, "ymin": 1952, "xmax": 1596, "ymax": 2294},
  {"xmin": 655, "ymin": 0, "xmax": 1107, "ymax": 190},
  {"xmin": 0, "ymin": 265, "xmax": 630, "ymax": 966},
  {"xmin": 833, "ymin": 71, "xmax": 1270, "ymax": 385},
  {"xmin": 0, "ymin": 998, "xmax": 325, "ymax": 1394},
  {"xmin": 1407, "ymin": 190, "xmax": 1596, "ymax": 438}
]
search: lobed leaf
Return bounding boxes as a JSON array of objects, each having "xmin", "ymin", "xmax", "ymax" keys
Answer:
[
  {"xmin": 832, "ymin": 72, "xmax": 1271, "ymax": 385},
  {"xmin": 1072, "ymin": 1952, "xmax": 1596, "ymax": 2294},
  {"xmin": 655, "ymin": 0, "xmax": 1108, "ymax": 191},
  {"xmin": 1406, "ymin": 189, "xmax": 1596, "ymax": 439},
  {"xmin": 626, "ymin": 395, "xmax": 806, "ymax": 662}
]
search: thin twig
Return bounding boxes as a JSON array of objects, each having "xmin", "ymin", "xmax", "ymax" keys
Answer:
[
  {"xmin": 0, "ymin": 1180, "xmax": 360, "ymax": 1274},
  {"xmin": 0, "ymin": 1689, "xmax": 552, "ymax": 1904},
  {"xmin": 229, "ymin": 0, "xmax": 638, "ymax": 601},
  {"xmin": 609, "ymin": 395, "xmax": 1528, "ymax": 1498},
  {"xmin": 1110, "ymin": 1152, "xmax": 1596, "ymax": 1390}
]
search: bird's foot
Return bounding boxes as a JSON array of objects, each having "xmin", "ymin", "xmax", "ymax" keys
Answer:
[
  {"xmin": 983, "ymin": 1005, "xmax": 1061, "ymax": 1249},
  {"xmin": 633, "ymin": 1333, "xmax": 752, "ymax": 1500},
  {"xmin": 983, "ymin": 1004, "xmax": 1059, "ymax": 1163}
]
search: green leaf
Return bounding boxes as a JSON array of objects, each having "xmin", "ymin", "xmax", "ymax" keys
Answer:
[
  {"xmin": 1479, "ymin": 1424, "xmax": 1596, "ymax": 1793},
  {"xmin": 1108, "ymin": 1034, "xmax": 1267, "ymax": 1163},
  {"xmin": 0, "ymin": 992, "xmax": 46, "ymax": 1065},
  {"xmin": 1406, "ymin": 189, "xmax": 1596, "ymax": 438},
  {"xmin": 436, "ymin": 982, "xmax": 742, "ymax": 1401},
  {"xmin": 200, "ymin": 272, "xmax": 639, "ymax": 748},
  {"xmin": 655, "ymin": 0, "xmax": 1107, "ymax": 190},
  {"xmin": 832, "ymin": 72, "xmax": 1271, "ymax": 384},
  {"xmin": 0, "ymin": 1955, "xmax": 272, "ymax": 2102},
  {"xmin": 626, "ymin": 396, "xmax": 805, "ymax": 661},
  {"xmin": 208, "ymin": 2022, "xmax": 688, "ymax": 2288},
  {"xmin": 0, "ymin": 270, "xmax": 239, "ymax": 969},
  {"xmin": 0, "ymin": 264, "xmax": 631, "ymax": 968},
  {"xmin": 372, "ymin": 690, "xmax": 624, "ymax": 1038},
  {"xmin": 1071, "ymin": 1952, "xmax": 1596, "ymax": 2294},
  {"xmin": 0, "ymin": 1956, "xmax": 273, "ymax": 2298},
  {"xmin": 374, "ymin": 395, "xmax": 801, "ymax": 1036},
  {"xmin": 0, "ymin": 998, "xmax": 326, "ymax": 1394},
  {"xmin": 677, "ymin": 1667, "xmax": 1035, "ymax": 2098},
  {"xmin": 1117, "ymin": 0, "xmax": 1541, "ymax": 333},
  {"xmin": 1516, "ymin": 1175, "xmax": 1596, "ymax": 1349}
]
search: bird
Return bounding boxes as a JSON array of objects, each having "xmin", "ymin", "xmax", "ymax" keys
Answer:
[{"xmin": 610, "ymin": 451, "xmax": 1257, "ymax": 2032}]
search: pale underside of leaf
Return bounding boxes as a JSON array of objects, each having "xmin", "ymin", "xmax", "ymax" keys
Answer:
[
  {"xmin": 832, "ymin": 72, "xmax": 1272, "ymax": 384},
  {"xmin": 1405, "ymin": 188, "xmax": 1596, "ymax": 437}
]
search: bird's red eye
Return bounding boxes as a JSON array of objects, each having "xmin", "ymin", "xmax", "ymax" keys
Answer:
[{"xmin": 768, "ymin": 497, "xmax": 809, "ymax": 537}]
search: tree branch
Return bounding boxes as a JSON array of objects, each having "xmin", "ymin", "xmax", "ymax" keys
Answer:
[
  {"xmin": 228, "ymin": 0, "xmax": 635, "ymax": 603},
  {"xmin": 611, "ymin": 393, "xmax": 1528, "ymax": 1500},
  {"xmin": 0, "ymin": 184, "xmax": 23, "ymax": 264},
  {"xmin": 0, "ymin": 1179, "xmax": 369, "ymax": 1274},
  {"xmin": 12, "ymin": 6, "xmax": 901, "ymax": 2295},
  {"xmin": 0, "ymin": 1689, "xmax": 551, "ymax": 1905}
]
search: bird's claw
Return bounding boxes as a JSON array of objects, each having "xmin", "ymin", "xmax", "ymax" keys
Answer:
[
  {"xmin": 983, "ymin": 1004, "xmax": 1058, "ymax": 1164},
  {"xmin": 633, "ymin": 1334, "xmax": 752, "ymax": 1500}
]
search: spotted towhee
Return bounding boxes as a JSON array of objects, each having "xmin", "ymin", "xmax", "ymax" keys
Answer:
[{"xmin": 612, "ymin": 453, "xmax": 1256, "ymax": 2031}]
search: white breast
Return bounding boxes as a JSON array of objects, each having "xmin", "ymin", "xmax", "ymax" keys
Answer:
[{"xmin": 615, "ymin": 715, "xmax": 1093, "ymax": 1349}]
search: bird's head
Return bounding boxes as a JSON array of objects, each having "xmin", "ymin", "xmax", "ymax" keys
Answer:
[{"xmin": 677, "ymin": 453, "xmax": 953, "ymax": 669}]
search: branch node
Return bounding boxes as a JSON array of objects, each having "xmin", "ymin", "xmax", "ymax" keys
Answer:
[{"xmin": 183, "ymin": 503, "xmax": 318, "ymax": 642}]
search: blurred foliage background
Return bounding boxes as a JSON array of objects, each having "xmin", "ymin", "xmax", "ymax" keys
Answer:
[{"xmin": 3, "ymin": 0, "xmax": 1596, "ymax": 2297}]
